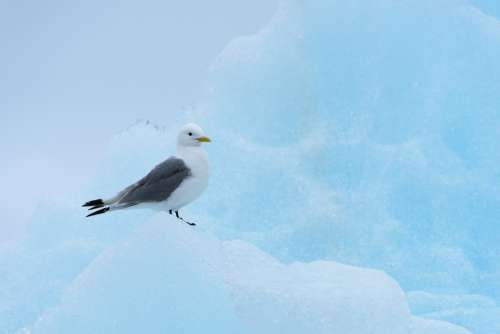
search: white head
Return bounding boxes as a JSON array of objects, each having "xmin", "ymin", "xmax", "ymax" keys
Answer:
[{"xmin": 177, "ymin": 123, "xmax": 211, "ymax": 148}]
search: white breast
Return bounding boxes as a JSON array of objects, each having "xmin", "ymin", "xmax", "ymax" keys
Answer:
[{"xmin": 163, "ymin": 146, "xmax": 210, "ymax": 211}]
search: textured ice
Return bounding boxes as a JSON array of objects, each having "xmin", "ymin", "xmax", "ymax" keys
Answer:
[
  {"xmin": 10, "ymin": 214, "xmax": 467, "ymax": 334},
  {"xmin": 0, "ymin": 123, "xmax": 472, "ymax": 334},
  {"xmin": 408, "ymin": 291, "xmax": 500, "ymax": 334},
  {"xmin": 192, "ymin": 0, "xmax": 500, "ymax": 322},
  {"xmin": 26, "ymin": 216, "xmax": 245, "ymax": 334},
  {"xmin": 197, "ymin": 0, "xmax": 500, "ymax": 287}
]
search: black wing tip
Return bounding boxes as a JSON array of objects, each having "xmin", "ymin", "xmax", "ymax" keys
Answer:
[
  {"xmin": 82, "ymin": 199, "xmax": 104, "ymax": 207},
  {"xmin": 86, "ymin": 207, "xmax": 110, "ymax": 218}
]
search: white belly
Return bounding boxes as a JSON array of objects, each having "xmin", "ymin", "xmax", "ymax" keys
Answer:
[
  {"xmin": 161, "ymin": 146, "xmax": 210, "ymax": 211},
  {"xmin": 163, "ymin": 171, "xmax": 209, "ymax": 210}
]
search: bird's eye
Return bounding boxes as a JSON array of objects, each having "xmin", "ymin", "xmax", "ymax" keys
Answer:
[{"xmin": 188, "ymin": 132, "xmax": 193, "ymax": 136}]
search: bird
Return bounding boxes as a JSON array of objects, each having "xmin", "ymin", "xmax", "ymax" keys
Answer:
[{"xmin": 83, "ymin": 123, "xmax": 211, "ymax": 226}]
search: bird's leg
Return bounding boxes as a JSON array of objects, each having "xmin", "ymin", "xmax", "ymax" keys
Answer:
[
  {"xmin": 175, "ymin": 211, "xmax": 196, "ymax": 226},
  {"xmin": 169, "ymin": 210, "xmax": 173, "ymax": 215}
]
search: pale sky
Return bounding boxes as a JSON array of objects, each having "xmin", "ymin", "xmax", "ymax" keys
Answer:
[{"xmin": 0, "ymin": 0, "xmax": 278, "ymax": 240}]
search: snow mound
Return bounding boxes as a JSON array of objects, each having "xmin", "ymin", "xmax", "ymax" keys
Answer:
[
  {"xmin": 19, "ymin": 214, "xmax": 469, "ymax": 334},
  {"xmin": 27, "ymin": 215, "xmax": 244, "ymax": 334},
  {"xmin": 408, "ymin": 291, "xmax": 500, "ymax": 334}
]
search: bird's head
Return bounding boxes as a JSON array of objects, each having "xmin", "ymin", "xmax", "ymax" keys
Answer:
[{"xmin": 177, "ymin": 123, "xmax": 211, "ymax": 147}]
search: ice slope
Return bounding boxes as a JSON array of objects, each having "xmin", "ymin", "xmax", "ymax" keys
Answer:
[
  {"xmin": 0, "ymin": 123, "xmax": 469, "ymax": 334},
  {"xmin": 190, "ymin": 0, "xmax": 500, "ymax": 307},
  {"xmin": 11, "ymin": 214, "xmax": 467, "ymax": 334},
  {"xmin": 0, "ymin": 120, "xmax": 476, "ymax": 334},
  {"xmin": 408, "ymin": 291, "xmax": 500, "ymax": 334},
  {"xmin": 25, "ymin": 216, "xmax": 245, "ymax": 334},
  {"xmin": 186, "ymin": 1, "xmax": 500, "ymax": 331}
]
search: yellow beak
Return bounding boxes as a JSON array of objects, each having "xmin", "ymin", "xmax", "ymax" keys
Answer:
[{"xmin": 196, "ymin": 136, "xmax": 211, "ymax": 143}]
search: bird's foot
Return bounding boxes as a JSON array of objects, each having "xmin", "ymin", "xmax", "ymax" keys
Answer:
[
  {"xmin": 175, "ymin": 211, "xmax": 196, "ymax": 226},
  {"xmin": 178, "ymin": 217, "xmax": 197, "ymax": 226}
]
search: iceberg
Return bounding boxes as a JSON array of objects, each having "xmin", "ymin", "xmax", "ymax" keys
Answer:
[
  {"xmin": 0, "ymin": 122, "xmax": 471, "ymax": 333},
  {"xmin": 408, "ymin": 291, "xmax": 500, "ymax": 334},
  {"xmin": 17, "ymin": 215, "xmax": 468, "ymax": 334},
  {"xmin": 2, "ymin": 0, "xmax": 500, "ymax": 332},
  {"xmin": 192, "ymin": 0, "xmax": 500, "ymax": 319}
]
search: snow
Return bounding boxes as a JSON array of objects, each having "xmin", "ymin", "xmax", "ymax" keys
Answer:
[
  {"xmin": 408, "ymin": 291, "xmax": 500, "ymax": 334},
  {"xmin": 0, "ymin": 122, "xmax": 473, "ymax": 333},
  {"xmin": 26, "ymin": 217, "xmax": 245, "ymax": 334},
  {"xmin": 10, "ymin": 215, "xmax": 468, "ymax": 334}
]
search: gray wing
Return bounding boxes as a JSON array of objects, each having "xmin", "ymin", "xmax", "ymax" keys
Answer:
[{"xmin": 118, "ymin": 157, "xmax": 191, "ymax": 205}]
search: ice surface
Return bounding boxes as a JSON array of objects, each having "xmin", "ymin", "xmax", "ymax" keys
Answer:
[
  {"xmin": 192, "ymin": 0, "xmax": 500, "ymax": 312},
  {"xmin": 410, "ymin": 317, "xmax": 470, "ymax": 334},
  {"xmin": 223, "ymin": 240, "xmax": 410, "ymax": 333},
  {"xmin": 26, "ymin": 216, "xmax": 245, "ymax": 334},
  {"xmin": 190, "ymin": 0, "xmax": 500, "ymax": 330},
  {"xmin": 0, "ymin": 123, "xmax": 473, "ymax": 333},
  {"xmin": 408, "ymin": 291, "xmax": 500, "ymax": 334},
  {"xmin": 14, "ymin": 214, "xmax": 468, "ymax": 334}
]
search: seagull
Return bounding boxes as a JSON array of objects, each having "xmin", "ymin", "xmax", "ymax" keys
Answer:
[{"xmin": 83, "ymin": 123, "xmax": 211, "ymax": 226}]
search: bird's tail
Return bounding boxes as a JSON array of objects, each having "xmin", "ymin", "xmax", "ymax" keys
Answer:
[
  {"xmin": 82, "ymin": 199, "xmax": 108, "ymax": 217},
  {"xmin": 86, "ymin": 207, "xmax": 110, "ymax": 217},
  {"xmin": 82, "ymin": 199, "xmax": 105, "ymax": 209},
  {"xmin": 83, "ymin": 193, "xmax": 123, "ymax": 207},
  {"xmin": 83, "ymin": 198, "xmax": 136, "ymax": 218}
]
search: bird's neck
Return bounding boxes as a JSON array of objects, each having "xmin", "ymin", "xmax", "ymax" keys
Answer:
[{"xmin": 176, "ymin": 145, "xmax": 208, "ymax": 167}]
